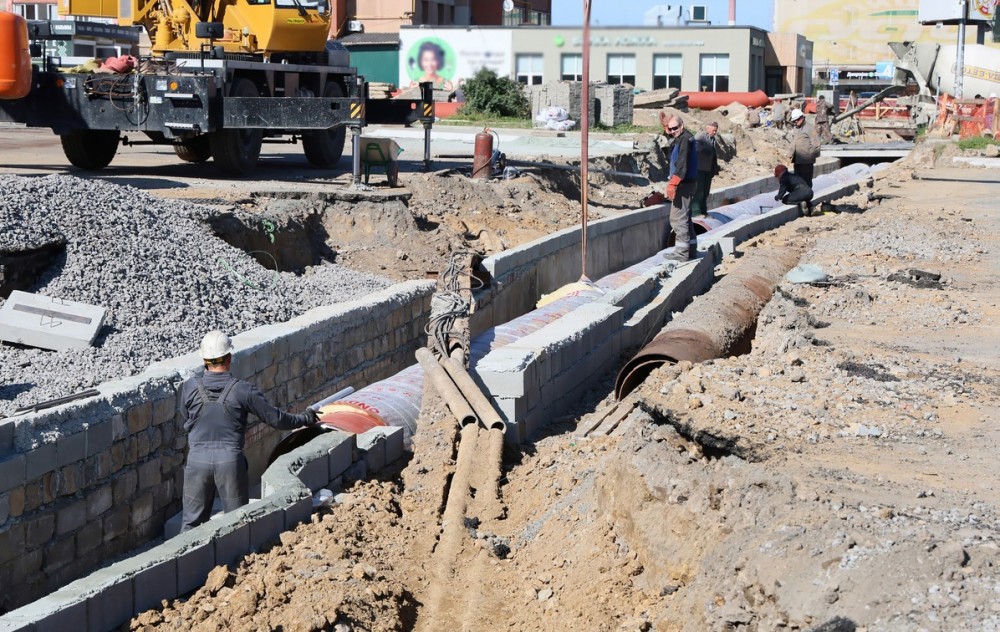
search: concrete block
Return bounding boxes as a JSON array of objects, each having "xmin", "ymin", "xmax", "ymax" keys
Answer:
[
  {"xmin": 284, "ymin": 496, "xmax": 312, "ymax": 529},
  {"xmin": 25, "ymin": 442, "xmax": 56, "ymax": 480},
  {"xmin": 133, "ymin": 558, "xmax": 177, "ymax": 613},
  {"xmin": 0, "ymin": 291, "xmax": 106, "ymax": 351},
  {"xmin": 56, "ymin": 500, "xmax": 87, "ymax": 536},
  {"xmin": 326, "ymin": 433, "xmax": 355, "ymax": 480},
  {"xmin": 474, "ymin": 348, "xmax": 537, "ymax": 398},
  {"xmin": 212, "ymin": 514, "xmax": 251, "ymax": 568},
  {"xmin": 84, "ymin": 570, "xmax": 133, "ymax": 632},
  {"xmin": 0, "ymin": 454, "xmax": 25, "ymax": 493},
  {"xmin": 0, "ymin": 589, "xmax": 87, "ymax": 632},
  {"xmin": 176, "ymin": 541, "xmax": 214, "ymax": 596},
  {"xmin": 248, "ymin": 504, "xmax": 284, "ymax": 550},
  {"xmin": 494, "ymin": 397, "xmax": 527, "ymax": 423},
  {"xmin": 357, "ymin": 430, "xmax": 386, "ymax": 473},
  {"xmin": 382, "ymin": 426, "xmax": 405, "ymax": 466},
  {"xmin": 292, "ymin": 454, "xmax": 328, "ymax": 492},
  {"xmin": 85, "ymin": 420, "xmax": 113, "ymax": 457}
]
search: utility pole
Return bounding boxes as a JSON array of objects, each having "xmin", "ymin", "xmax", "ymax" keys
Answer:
[
  {"xmin": 955, "ymin": 0, "xmax": 967, "ymax": 99},
  {"xmin": 579, "ymin": 0, "xmax": 592, "ymax": 282}
]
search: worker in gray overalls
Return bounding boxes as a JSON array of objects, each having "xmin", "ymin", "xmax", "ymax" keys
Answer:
[{"xmin": 179, "ymin": 330, "xmax": 318, "ymax": 531}]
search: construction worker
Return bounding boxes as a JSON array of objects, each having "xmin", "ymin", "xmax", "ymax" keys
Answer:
[
  {"xmin": 660, "ymin": 113, "xmax": 698, "ymax": 262},
  {"xmin": 774, "ymin": 164, "xmax": 814, "ymax": 216},
  {"xmin": 789, "ymin": 108, "xmax": 820, "ymax": 188},
  {"xmin": 814, "ymin": 95, "xmax": 835, "ymax": 144},
  {"xmin": 692, "ymin": 121, "xmax": 721, "ymax": 216},
  {"xmin": 772, "ymin": 98, "xmax": 788, "ymax": 129},
  {"xmin": 179, "ymin": 330, "xmax": 319, "ymax": 532}
]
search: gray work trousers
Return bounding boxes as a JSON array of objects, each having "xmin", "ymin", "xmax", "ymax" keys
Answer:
[
  {"xmin": 692, "ymin": 171, "xmax": 714, "ymax": 215},
  {"xmin": 181, "ymin": 444, "xmax": 249, "ymax": 532},
  {"xmin": 666, "ymin": 181, "xmax": 697, "ymax": 259}
]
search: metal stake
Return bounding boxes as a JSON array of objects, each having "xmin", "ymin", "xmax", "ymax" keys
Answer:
[{"xmin": 579, "ymin": 0, "xmax": 592, "ymax": 283}]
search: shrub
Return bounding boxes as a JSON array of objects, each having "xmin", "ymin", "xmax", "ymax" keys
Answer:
[{"xmin": 460, "ymin": 68, "xmax": 530, "ymax": 118}]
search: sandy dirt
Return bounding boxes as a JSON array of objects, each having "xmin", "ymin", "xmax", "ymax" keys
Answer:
[{"xmin": 128, "ymin": 145, "xmax": 1000, "ymax": 632}]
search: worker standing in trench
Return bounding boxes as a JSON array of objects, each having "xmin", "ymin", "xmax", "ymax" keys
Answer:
[
  {"xmin": 692, "ymin": 121, "xmax": 720, "ymax": 217},
  {"xmin": 179, "ymin": 331, "xmax": 319, "ymax": 531},
  {"xmin": 659, "ymin": 112, "xmax": 699, "ymax": 262},
  {"xmin": 789, "ymin": 108, "xmax": 820, "ymax": 188}
]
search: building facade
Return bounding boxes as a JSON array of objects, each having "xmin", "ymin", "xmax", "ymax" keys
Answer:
[
  {"xmin": 398, "ymin": 25, "xmax": 812, "ymax": 95},
  {"xmin": 333, "ymin": 0, "xmax": 550, "ymax": 37},
  {"xmin": 2, "ymin": 0, "xmax": 133, "ymax": 58}
]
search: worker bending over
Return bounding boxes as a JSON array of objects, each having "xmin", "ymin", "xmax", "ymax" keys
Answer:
[
  {"xmin": 179, "ymin": 330, "xmax": 319, "ymax": 532},
  {"xmin": 773, "ymin": 164, "xmax": 815, "ymax": 216}
]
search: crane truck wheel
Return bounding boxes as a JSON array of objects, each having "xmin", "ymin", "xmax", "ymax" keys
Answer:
[
  {"xmin": 301, "ymin": 82, "xmax": 347, "ymax": 167},
  {"xmin": 209, "ymin": 78, "xmax": 264, "ymax": 175},
  {"xmin": 60, "ymin": 130, "xmax": 120, "ymax": 171},
  {"xmin": 174, "ymin": 136, "xmax": 212, "ymax": 163}
]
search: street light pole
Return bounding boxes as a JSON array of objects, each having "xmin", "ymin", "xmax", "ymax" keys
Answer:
[
  {"xmin": 579, "ymin": 0, "xmax": 592, "ymax": 282},
  {"xmin": 955, "ymin": 0, "xmax": 967, "ymax": 99}
]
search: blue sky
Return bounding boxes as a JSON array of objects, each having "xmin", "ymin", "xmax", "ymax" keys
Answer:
[{"xmin": 552, "ymin": 0, "xmax": 775, "ymax": 31}]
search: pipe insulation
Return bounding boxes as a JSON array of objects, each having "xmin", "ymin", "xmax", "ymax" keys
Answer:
[
  {"xmin": 613, "ymin": 244, "xmax": 805, "ymax": 400},
  {"xmin": 272, "ymin": 164, "xmax": 873, "ymax": 456}
]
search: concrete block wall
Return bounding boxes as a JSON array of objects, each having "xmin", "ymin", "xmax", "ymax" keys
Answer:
[
  {"xmin": 0, "ymin": 281, "xmax": 434, "ymax": 614},
  {"xmin": 0, "ymin": 424, "xmax": 406, "ymax": 632},
  {"xmin": 526, "ymin": 82, "xmax": 635, "ymax": 128}
]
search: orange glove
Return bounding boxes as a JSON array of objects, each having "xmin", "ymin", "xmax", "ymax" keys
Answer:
[{"xmin": 665, "ymin": 175, "xmax": 681, "ymax": 201}]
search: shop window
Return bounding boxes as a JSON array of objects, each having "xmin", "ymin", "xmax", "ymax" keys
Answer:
[
  {"xmin": 561, "ymin": 54, "xmax": 582, "ymax": 81},
  {"xmin": 653, "ymin": 54, "xmax": 682, "ymax": 91},
  {"xmin": 699, "ymin": 54, "xmax": 730, "ymax": 92},
  {"xmin": 607, "ymin": 54, "xmax": 636, "ymax": 86},
  {"xmin": 516, "ymin": 54, "xmax": 544, "ymax": 85}
]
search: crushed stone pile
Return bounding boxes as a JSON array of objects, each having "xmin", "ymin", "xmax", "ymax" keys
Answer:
[{"xmin": 0, "ymin": 174, "xmax": 390, "ymax": 415}]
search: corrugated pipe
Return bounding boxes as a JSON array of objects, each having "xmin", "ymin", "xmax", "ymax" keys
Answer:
[
  {"xmin": 613, "ymin": 244, "xmax": 805, "ymax": 400},
  {"xmin": 272, "ymin": 164, "xmax": 873, "ymax": 457}
]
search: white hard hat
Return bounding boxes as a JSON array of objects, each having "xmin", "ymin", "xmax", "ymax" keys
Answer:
[
  {"xmin": 199, "ymin": 330, "xmax": 233, "ymax": 360},
  {"xmin": 789, "ymin": 109, "xmax": 804, "ymax": 122},
  {"xmin": 991, "ymin": 93, "xmax": 997, "ymax": 99}
]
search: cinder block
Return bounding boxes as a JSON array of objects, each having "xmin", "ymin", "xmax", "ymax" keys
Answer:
[
  {"xmin": 248, "ymin": 506, "xmax": 284, "ymax": 550},
  {"xmin": 284, "ymin": 496, "xmax": 312, "ymax": 529},
  {"xmin": 85, "ymin": 571, "xmax": 133, "ymax": 632},
  {"xmin": 327, "ymin": 433, "xmax": 354, "ymax": 480},
  {"xmin": 382, "ymin": 426, "xmax": 405, "ymax": 466},
  {"xmin": 0, "ymin": 291, "xmax": 107, "ymax": 351},
  {"xmin": 0, "ymin": 589, "xmax": 86, "ymax": 632},
  {"xmin": 213, "ymin": 520, "xmax": 250, "ymax": 568},
  {"xmin": 494, "ymin": 397, "xmax": 527, "ymax": 423},
  {"xmin": 0, "ymin": 454, "xmax": 25, "ymax": 493},
  {"xmin": 176, "ymin": 542, "xmax": 214, "ymax": 596},
  {"xmin": 85, "ymin": 420, "xmax": 113, "ymax": 457},
  {"xmin": 133, "ymin": 558, "xmax": 177, "ymax": 614},
  {"xmin": 292, "ymin": 455, "xmax": 328, "ymax": 492},
  {"xmin": 25, "ymin": 442, "xmax": 57, "ymax": 480},
  {"xmin": 357, "ymin": 431, "xmax": 386, "ymax": 472}
]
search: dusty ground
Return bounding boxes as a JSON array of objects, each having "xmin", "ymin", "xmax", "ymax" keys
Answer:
[{"xmin": 128, "ymin": 146, "xmax": 1000, "ymax": 632}]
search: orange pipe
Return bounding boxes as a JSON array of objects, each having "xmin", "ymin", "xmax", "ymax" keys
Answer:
[{"xmin": 681, "ymin": 90, "xmax": 770, "ymax": 110}]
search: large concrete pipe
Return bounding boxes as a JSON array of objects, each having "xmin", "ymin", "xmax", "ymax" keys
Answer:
[{"xmin": 614, "ymin": 244, "xmax": 804, "ymax": 399}]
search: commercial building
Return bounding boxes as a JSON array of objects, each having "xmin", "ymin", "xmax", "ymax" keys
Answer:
[
  {"xmin": 397, "ymin": 25, "xmax": 813, "ymax": 95},
  {"xmin": 1, "ymin": 0, "xmax": 135, "ymax": 58}
]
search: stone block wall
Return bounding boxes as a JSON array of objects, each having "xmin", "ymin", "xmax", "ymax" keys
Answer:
[
  {"xmin": 0, "ymin": 280, "xmax": 434, "ymax": 613},
  {"xmin": 525, "ymin": 81, "xmax": 635, "ymax": 128}
]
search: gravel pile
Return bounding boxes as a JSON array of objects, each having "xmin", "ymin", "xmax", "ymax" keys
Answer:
[{"xmin": 0, "ymin": 174, "xmax": 390, "ymax": 415}]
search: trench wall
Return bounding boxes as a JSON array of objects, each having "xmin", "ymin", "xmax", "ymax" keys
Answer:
[
  {"xmin": 471, "ymin": 157, "xmax": 839, "ymax": 336},
  {"xmin": 0, "ymin": 280, "xmax": 434, "ymax": 613}
]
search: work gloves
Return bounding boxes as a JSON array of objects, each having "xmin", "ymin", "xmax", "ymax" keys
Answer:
[
  {"xmin": 665, "ymin": 175, "xmax": 682, "ymax": 202},
  {"xmin": 304, "ymin": 409, "xmax": 320, "ymax": 426}
]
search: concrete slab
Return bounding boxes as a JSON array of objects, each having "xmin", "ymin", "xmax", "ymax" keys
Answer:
[{"xmin": 0, "ymin": 291, "xmax": 107, "ymax": 351}]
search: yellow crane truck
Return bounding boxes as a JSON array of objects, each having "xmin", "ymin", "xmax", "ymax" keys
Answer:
[{"xmin": 0, "ymin": 0, "xmax": 433, "ymax": 175}]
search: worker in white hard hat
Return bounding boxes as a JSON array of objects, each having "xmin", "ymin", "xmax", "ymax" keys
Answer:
[
  {"xmin": 789, "ymin": 107, "xmax": 820, "ymax": 188},
  {"xmin": 178, "ymin": 330, "xmax": 319, "ymax": 532}
]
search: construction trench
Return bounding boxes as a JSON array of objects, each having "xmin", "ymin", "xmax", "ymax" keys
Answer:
[{"xmin": 0, "ymin": 159, "xmax": 887, "ymax": 630}]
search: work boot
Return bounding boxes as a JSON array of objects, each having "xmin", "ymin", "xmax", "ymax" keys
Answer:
[
  {"xmin": 663, "ymin": 251, "xmax": 689, "ymax": 263},
  {"xmin": 799, "ymin": 200, "xmax": 810, "ymax": 216}
]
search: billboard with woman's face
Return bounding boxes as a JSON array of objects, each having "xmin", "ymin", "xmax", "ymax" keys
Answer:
[{"xmin": 400, "ymin": 28, "xmax": 513, "ymax": 91}]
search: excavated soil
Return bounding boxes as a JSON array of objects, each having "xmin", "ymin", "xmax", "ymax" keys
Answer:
[{"xmin": 131, "ymin": 152, "xmax": 1000, "ymax": 631}]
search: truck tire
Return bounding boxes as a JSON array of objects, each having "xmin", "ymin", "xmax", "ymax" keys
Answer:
[
  {"xmin": 302, "ymin": 82, "xmax": 347, "ymax": 167},
  {"xmin": 60, "ymin": 131, "xmax": 120, "ymax": 171},
  {"xmin": 210, "ymin": 78, "xmax": 263, "ymax": 175},
  {"xmin": 174, "ymin": 136, "xmax": 211, "ymax": 163}
]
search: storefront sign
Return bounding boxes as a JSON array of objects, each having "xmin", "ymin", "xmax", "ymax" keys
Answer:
[{"xmin": 569, "ymin": 35, "xmax": 704, "ymax": 47}]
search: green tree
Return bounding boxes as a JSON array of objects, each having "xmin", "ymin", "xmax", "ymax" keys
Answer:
[{"xmin": 460, "ymin": 68, "xmax": 530, "ymax": 118}]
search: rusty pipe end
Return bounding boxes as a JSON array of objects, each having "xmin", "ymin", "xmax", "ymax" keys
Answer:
[{"xmin": 614, "ymin": 329, "xmax": 722, "ymax": 400}]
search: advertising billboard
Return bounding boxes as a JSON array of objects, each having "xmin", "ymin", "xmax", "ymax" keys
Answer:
[
  {"xmin": 774, "ymin": 0, "xmax": 997, "ymax": 66},
  {"xmin": 399, "ymin": 28, "xmax": 513, "ymax": 91},
  {"xmin": 919, "ymin": 0, "xmax": 997, "ymax": 23}
]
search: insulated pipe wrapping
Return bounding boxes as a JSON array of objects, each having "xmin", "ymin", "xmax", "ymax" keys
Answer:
[
  {"xmin": 614, "ymin": 245, "xmax": 805, "ymax": 399},
  {"xmin": 415, "ymin": 347, "xmax": 478, "ymax": 427}
]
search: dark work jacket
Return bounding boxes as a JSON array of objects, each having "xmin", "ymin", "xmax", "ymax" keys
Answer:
[
  {"xmin": 776, "ymin": 171, "xmax": 811, "ymax": 200},
  {"xmin": 180, "ymin": 370, "xmax": 309, "ymax": 451},
  {"xmin": 669, "ymin": 129, "xmax": 699, "ymax": 182}
]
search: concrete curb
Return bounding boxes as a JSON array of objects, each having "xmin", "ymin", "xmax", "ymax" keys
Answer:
[{"xmin": 0, "ymin": 425, "xmax": 406, "ymax": 632}]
